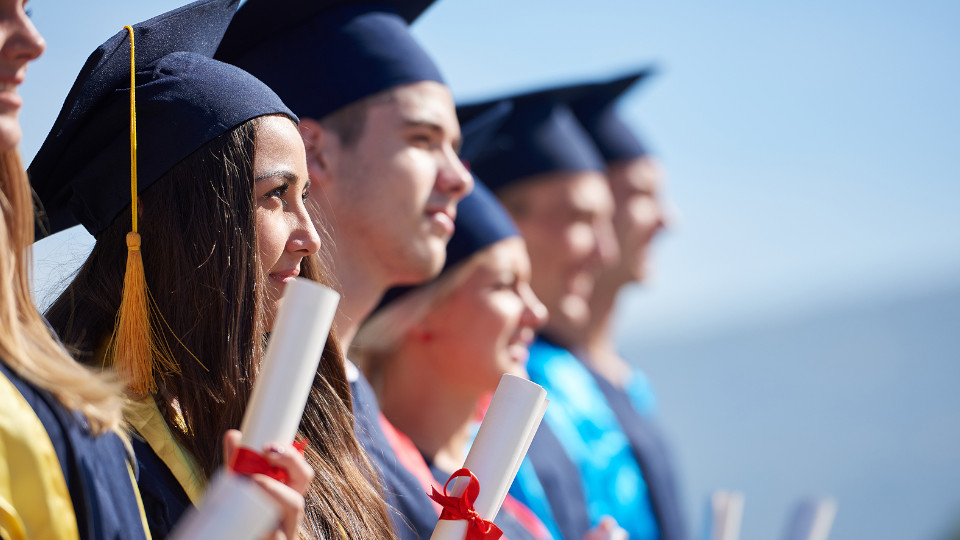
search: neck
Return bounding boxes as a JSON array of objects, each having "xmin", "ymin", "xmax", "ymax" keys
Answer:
[
  {"xmin": 378, "ymin": 348, "xmax": 482, "ymax": 474},
  {"xmin": 569, "ymin": 274, "xmax": 634, "ymax": 387},
  {"xmin": 328, "ymin": 236, "xmax": 390, "ymax": 350}
]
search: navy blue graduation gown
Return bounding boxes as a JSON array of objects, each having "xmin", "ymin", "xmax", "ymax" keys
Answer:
[
  {"xmin": 350, "ymin": 367, "xmax": 438, "ymax": 539},
  {"xmin": 590, "ymin": 371, "xmax": 687, "ymax": 540},
  {"xmin": 523, "ymin": 423, "xmax": 591, "ymax": 540},
  {"xmin": 131, "ymin": 436, "xmax": 192, "ymax": 539},
  {"xmin": 0, "ymin": 360, "xmax": 149, "ymax": 540}
]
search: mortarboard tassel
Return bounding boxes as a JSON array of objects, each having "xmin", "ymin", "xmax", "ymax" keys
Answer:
[{"xmin": 109, "ymin": 25, "xmax": 178, "ymax": 395}]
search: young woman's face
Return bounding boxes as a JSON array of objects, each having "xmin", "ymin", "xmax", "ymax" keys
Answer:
[
  {"xmin": 254, "ymin": 116, "xmax": 322, "ymax": 327},
  {"xmin": 419, "ymin": 237, "xmax": 548, "ymax": 392},
  {"xmin": 0, "ymin": 0, "xmax": 43, "ymax": 151}
]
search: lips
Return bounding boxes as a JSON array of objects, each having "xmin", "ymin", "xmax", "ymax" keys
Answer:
[
  {"xmin": 0, "ymin": 76, "xmax": 24, "ymax": 109},
  {"xmin": 426, "ymin": 207, "xmax": 456, "ymax": 237},
  {"xmin": 269, "ymin": 265, "xmax": 300, "ymax": 284}
]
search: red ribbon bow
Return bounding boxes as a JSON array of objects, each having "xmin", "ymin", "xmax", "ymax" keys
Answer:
[
  {"xmin": 229, "ymin": 439, "xmax": 309, "ymax": 484},
  {"xmin": 428, "ymin": 468, "xmax": 503, "ymax": 540}
]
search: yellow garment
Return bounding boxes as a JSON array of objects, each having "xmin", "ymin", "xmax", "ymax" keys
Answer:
[
  {"xmin": 124, "ymin": 395, "xmax": 205, "ymax": 504},
  {"xmin": 0, "ymin": 371, "xmax": 79, "ymax": 540},
  {"xmin": 127, "ymin": 463, "xmax": 153, "ymax": 540}
]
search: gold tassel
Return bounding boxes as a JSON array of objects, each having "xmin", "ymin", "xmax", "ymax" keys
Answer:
[
  {"xmin": 108, "ymin": 25, "xmax": 179, "ymax": 395},
  {"xmin": 113, "ymin": 231, "xmax": 155, "ymax": 394}
]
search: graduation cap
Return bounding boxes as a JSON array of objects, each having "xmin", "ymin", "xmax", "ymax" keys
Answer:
[
  {"xmin": 377, "ymin": 178, "xmax": 519, "ymax": 310},
  {"xmin": 29, "ymin": 0, "xmax": 295, "ymax": 239},
  {"xmin": 456, "ymin": 84, "xmax": 605, "ymax": 193},
  {"xmin": 215, "ymin": 0, "xmax": 444, "ymax": 121},
  {"xmin": 568, "ymin": 67, "xmax": 656, "ymax": 163},
  {"xmin": 28, "ymin": 0, "xmax": 296, "ymax": 395}
]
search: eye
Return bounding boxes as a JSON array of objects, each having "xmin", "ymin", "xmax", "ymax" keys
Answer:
[{"xmin": 265, "ymin": 183, "xmax": 289, "ymax": 206}]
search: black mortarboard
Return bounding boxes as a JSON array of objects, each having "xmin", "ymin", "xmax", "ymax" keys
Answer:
[
  {"xmin": 569, "ymin": 68, "xmax": 656, "ymax": 163},
  {"xmin": 456, "ymin": 85, "xmax": 605, "ymax": 193},
  {"xmin": 215, "ymin": 0, "xmax": 444, "ymax": 121},
  {"xmin": 377, "ymin": 178, "xmax": 519, "ymax": 310},
  {"xmin": 29, "ymin": 0, "xmax": 296, "ymax": 239}
]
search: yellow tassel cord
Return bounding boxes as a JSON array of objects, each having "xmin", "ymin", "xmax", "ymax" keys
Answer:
[{"xmin": 108, "ymin": 25, "xmax": 179, "ymax": 396}]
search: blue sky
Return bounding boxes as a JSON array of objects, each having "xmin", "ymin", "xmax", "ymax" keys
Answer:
[
  {"xmin": 25, "ymin": 0, "xmax": 960, "ymax": 335},
  {"xmin": 20, "ymin": 2, "xmax": 960, "ymax": 537}
]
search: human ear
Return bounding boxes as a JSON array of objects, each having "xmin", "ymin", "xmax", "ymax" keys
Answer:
[{"xmin": 299, "ymin": 117, "xmax": 333, "ymax": 187}]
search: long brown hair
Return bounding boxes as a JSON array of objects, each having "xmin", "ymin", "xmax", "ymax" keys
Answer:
[
  {"xmin": 0, "ymin": 148, "xmax": 123, "ymax": 434},
  {"xmin": 46, "ymin": 116, "xmax": 393, "ymax": 538}
]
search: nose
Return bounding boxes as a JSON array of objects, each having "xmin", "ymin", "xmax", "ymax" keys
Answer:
[
  {"xmin": 436, "ymin": 146, "xmax": 474, "ymax": 202},
  {"xmin": 289, "ymin": 203, "xmax": 322, "ymax": 256},
  {"xmin": 521, "ymin": 284, "xmax": 549, "ymax": 331},
  {"xmin": 3, "ymin": 8, "xmax": 46, "ymax": 63}
]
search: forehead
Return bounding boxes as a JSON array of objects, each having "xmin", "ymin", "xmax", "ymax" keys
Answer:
[
  {"xmin": 608, "ymin": 156, "xmax": 661, "ymax": 193},
  {"xmin": 369, "ymin": 80, "xmax": 460, "ymax": 133},
  {"xmin": 517, "ymin": 171, "xmax": 614, "ymax": 215},
  {"xmin": 253, "ymin": 115, "xmax": 306, "ymax": 168}
]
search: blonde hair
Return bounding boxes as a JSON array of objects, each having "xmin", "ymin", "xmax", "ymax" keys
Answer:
[
  {"xmin": 353, "ymin": 252, "xmax": 485, "ymax": 390},
  {"xmin": 0, "ymin": 149, "xmax": 122, "ymax": 434}
]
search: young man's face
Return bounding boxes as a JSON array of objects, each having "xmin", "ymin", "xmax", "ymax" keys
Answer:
[
  {"xmin": 606, "ymin": 156, "xmax": 668, "ymax": 284},
  {"xmin": 500, "ymin": 171, "xmax": 619, "ymax": 335},
  {"xmin": 314, "ymin": 81, "xmax": 473, "ymax": 287}
]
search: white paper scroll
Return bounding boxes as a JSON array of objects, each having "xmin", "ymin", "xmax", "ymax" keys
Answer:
[
  {"xmin": 240, "ymin": 277, "xmax": 340, "ymax": 450},
  {"xmin": 168, "ymin": 471, "xmax": 279, "ymax": 540},
  {"xmin": 431, "ymin": 374, "xmax": 549, "ymax": 540},
  {"xmin": 709, "ymin": 490, "xmax": 745, "ymax": 540},
  {"xmin": 169, "ymin": 278, "xmax": 339, "ymax": 539}
]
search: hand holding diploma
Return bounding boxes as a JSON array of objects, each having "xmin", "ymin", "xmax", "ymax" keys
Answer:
[
  {"xmin": 430, "ymin": 374, "xmax": 549, "ymax": 540},
  {"xmin": 170, "ymin": 279, "xmax": 340, "ymax": 540}
]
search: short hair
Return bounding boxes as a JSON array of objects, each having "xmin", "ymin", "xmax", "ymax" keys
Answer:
[{"xmin": 319, "ymin": 87, "xmax": 398, "ymax": 148}]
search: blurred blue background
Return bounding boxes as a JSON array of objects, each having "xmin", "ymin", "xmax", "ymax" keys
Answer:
[{"xmin": 23, "ymin": 1, "xmax": 960, "ymax": 539}]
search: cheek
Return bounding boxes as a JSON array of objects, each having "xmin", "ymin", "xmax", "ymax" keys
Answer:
[
  {"xmin": 395, "ymin": 148, "xmax": 438, "ymax": 195},
  {"xmin": 254, "ymin": 209, "xmax": 286, "ymax": 268},
  {"xmin": 480, "ymin": 296, "xmax": 522, "ymax": 339},
  {"xmin": 565, "ymin": 223, "xmax": 595, "ymax": 260}
]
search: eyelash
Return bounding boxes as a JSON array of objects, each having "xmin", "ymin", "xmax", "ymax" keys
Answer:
[{"xmin": 265, "ymin": 183, "xmax": 310, "ymax": 206}]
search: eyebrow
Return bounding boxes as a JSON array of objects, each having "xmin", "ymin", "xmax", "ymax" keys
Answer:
[
  {"xmin": 254, "ymin": 170, "xmax": 298, "ymax": 183},
  {"xmin": 403, "ymin": 118, "xmax": 463, "ymax": 154}
]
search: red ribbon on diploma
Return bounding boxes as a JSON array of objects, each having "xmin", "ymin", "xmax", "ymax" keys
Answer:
[
  {"xmin": 229, "ymin": 439, "xmax": 309, "ymax": 484},
  {"xmin": 428, "ymin": 468, "xmax": 503, "ymax": 540}
]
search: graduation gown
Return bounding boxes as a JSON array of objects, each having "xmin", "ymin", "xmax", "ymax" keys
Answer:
[
  {"xmin": 348, "ymin": 361, "xmax": 438, "ymax": 539},
  {"xmin": 125, "ymin": 396, "xmax": 205, "ymax": 539},
  {"xmin": 523, "ymin": 337, "xmax": 660, "ymax": 540},
  {"xmin": 590, "ymin": 372, "xmax": 687, "ymax": 540},
  {"xmin": 511, "ymin": 424, "xmax": 590, "ymax": 540},
  {"xmin": 0, "ymin": 360, "xmax": 150, "ymax": 540}
]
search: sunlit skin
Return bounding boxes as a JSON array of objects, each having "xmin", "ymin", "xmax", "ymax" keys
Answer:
[
  {"xmin": 253, "ymin": 115, "xmax": 322, "ymax": 329},
  {"xmin": 377, "ymin": 237, "xmax": 547, "ymax": 473},
  {"xmin": 571, "ymin": 156, "xmax": 670, "ymax": 388},
  {"xmin": 0, "ymin": 0, "xmax": 44, "ymax": 151},
  {"xmin": 301, "ymin": 81, "xmax": 473, "ymax": 347},
  {"xmin": 499, "ymin": 171, "xmax": 619, "ymax": 347},
  {"xmin": 604, "ymin": 156, "xmax": 668, "ymax": 285}
]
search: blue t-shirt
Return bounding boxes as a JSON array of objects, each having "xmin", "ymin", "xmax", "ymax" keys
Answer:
[{"xmin": 522, "ymin": 337, "xmax": 660, "ymax": 540}]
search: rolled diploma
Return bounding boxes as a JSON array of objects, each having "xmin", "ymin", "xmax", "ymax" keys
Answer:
[
  {"xmin": 430, "ymin": 373, "xmax": 548, "ymax": 540},
  {"xmin": 168, "ymin": 471, "xmax": 280, "ymax": 540},
  {"xmin": 239, "ymin": 277, "xmax": 340, "ymax": 450}
]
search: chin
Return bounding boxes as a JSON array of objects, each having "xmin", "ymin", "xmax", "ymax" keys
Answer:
[
  {"xmin": 0, "ymin": 118, "xmax": 22, "ymax": 152},
  {"xmin": 555, "ymin": 294, "xmax": 591, "ymax": 329}
]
